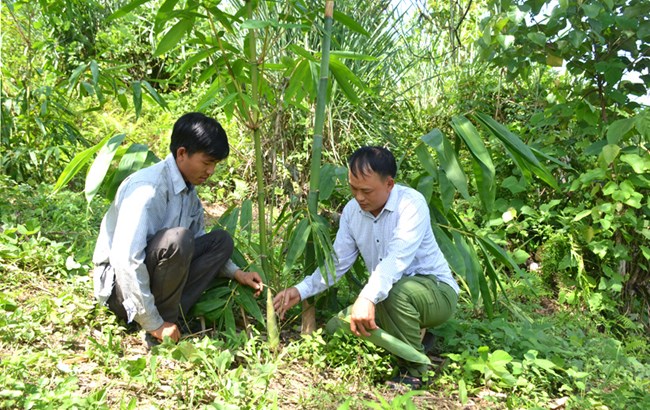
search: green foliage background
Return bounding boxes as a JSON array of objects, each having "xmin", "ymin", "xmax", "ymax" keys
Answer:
[{"xmin": 1, "ymin": 0, "xmax": 649, "ymax": 408}]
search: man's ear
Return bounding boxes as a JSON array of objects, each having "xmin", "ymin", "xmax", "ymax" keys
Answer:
[
  {"xmin": 386, "ymin": 176, "xmax": 395, "ymax": 189},
  {"xmin": 176, "ymin": 146, "xmax": 188, "ymax": 159}
]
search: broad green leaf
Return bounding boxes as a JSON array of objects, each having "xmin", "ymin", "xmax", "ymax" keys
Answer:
[
  {"xmin": 132, "ymin": 81, "xmax": 142, "ymax": 118},
  {"xmin": 620, "ymin": 154, "xmax": 649, "ymax": 173},
  {"xmin": 600, "ymin": 144, "xmax": 620, "ymax": 165},
  {"xmin": 107, "ymin": 143, "xmax": 150, "ymax": 200},
  {"xmin": 475, "ymin": 234, "xmax": 526, "ymax": 279},
  {"xmin": 53, "ymin": 133, "xmax": 114, "ymax": 193},
  {"xmin": 416, "ymin": 174, "xmax": 435, "ymax": 204},
  {"xmin": 415, "ymin": 143, "xmax": 437, "ymax": 176},
  {"xmin": 432, "ymin": 224, "xmax": 466, "ymax": 279},
  {"xmin": 154, "ymin": 18, "xmax": 194, "ymax": 56},
  {"xmin": 326, "ymin": 307, "xmax": 431, "ymax": 365},
  {"xmin": 234, "ymin": 285, "xmax": 264, "ymax": 324},
  {"xmin": 454, "ymin": 231, "xmax": 479, "ymax": 303},
  {"xmin": 288, "ymin": 44, "xmax": 317, "ymax": 61},
  {"xmin": 527, "ymin": 32, "xmax": 546, "ymax": 46},
  {"xmin": 330, "ymin": 58, "xmax": 360, "ymax": 104},
  {"xmin": 333, "ymin": 10, "xmax": 370, "ymax": 36},
  {"xmin": 329, "ymin": 51, "xmax": 377, "ymax": 61},
  {"xmin": 85, "ymin": 134, "xmax": 126, "ymax": 203},
  {"xmin": 439, "ymin": 170, "xmax": 455, "ymax": 212},
  {"xmin": 141, "ymin": 81, "xmax": 169, "ymax": 110},
  {"xmin": 475, "ymin": 113, "xmax": 558, "ymax": 190},
  {"xmin": 452, "ymin": 116, "xmax": 495, "ymax": 212},
  {"xmin": 240, "ymin": 199, "xmax": 253, "ymax": 238},
  {"xmin": 242, "ymin": 19, "xmax": 273, "ymax": 29},
  {"xmin": 421, "ymin": 128, "xmax": 470, "ymax": 199},
  {"xmin": 107, "ymin": 0, "xmax": 151, "ymax": 22},
  {"xmin": 282, "ymin": 218, "xmax": 311, "ymax": 275},
  {"xmin": 89, "ymin": 60, "xmax": 100, "ymax": 84}
]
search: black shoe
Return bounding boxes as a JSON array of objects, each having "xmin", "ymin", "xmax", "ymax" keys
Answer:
[
  {"xmin": 144, "ymin": 332, "xmax": 161, "ymax": 349},
  {"xmin": 422, "ymin": 331, "xmax": 435, "ymax": 354},
  {"xmin": 387, "ymin": 372, "xmax": 424, "ymax": 390}
]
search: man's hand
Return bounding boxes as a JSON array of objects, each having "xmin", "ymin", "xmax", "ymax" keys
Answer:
[
  {"xmin": 149, "ymin": 321, "xmax": 180, "ymax": 342},
  {"xmin": 234, "ymin": 270, "xmax": 264, "ymax": 297},
  {"xmin": 272, "ymin": 287, "xmax": 301, "ymax": 320},
  {"xmin": 350, "ymin": 296, "xmax": 378, "ymax": 337}
]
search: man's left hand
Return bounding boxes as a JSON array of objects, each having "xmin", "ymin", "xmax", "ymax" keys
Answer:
[
  {"xmin": 234, "ymin": 270, "xmax": 263, "ymax": 297},
  {"xmin": 350, "ymin": 296, "xmax": 378, "ymax": 337}
]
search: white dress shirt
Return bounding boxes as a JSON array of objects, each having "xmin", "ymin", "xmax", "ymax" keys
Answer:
[
  {"xmin": 93, "ymin": 154, "xmax": 239, "ymax": 331},
  {"xmin": 295, "ymin": 184, "xmax": 459, "ymax": 304}
]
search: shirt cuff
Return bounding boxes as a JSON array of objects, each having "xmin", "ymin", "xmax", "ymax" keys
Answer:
[
  {"xmin": 220, "ymin": 259, "xmax": 240, "ymax": 279},
  {"xmin": 359, "ymin": 284, "xmax": 385, "ymax": 305},
  {"xmin": 294, "ymin": 280, "xmax": 314, "ymax": 301},
  {"xmin": 134, "ymin": 309, "xmax": 165, "ymax": 332}
]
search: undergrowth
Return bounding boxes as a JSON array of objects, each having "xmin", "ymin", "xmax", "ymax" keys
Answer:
[{"xmin": 1, "ymin": 178, "xmax": 649, "ymax": 409}]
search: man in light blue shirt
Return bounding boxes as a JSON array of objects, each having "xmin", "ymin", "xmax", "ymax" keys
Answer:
[
  {"xmin": 93, "ymin": 113, "xmax": 262, "ymax": 343},
  {"xmin": 274, "ymin": 146, "xmax": 459, "ymax": 387}
]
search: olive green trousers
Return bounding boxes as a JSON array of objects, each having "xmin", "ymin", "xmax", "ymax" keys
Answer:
[
  {"xmin": 376, "ymin": 275, "xmax": 457, "ymax": 376},
  {"xmin": 328, "ymin": 274, "xmax": 458, "ymax": 377}
]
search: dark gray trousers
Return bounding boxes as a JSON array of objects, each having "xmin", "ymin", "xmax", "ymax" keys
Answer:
[{"xmin": 108, "ymin": 227, "xmax": 234, "ymax": 325}]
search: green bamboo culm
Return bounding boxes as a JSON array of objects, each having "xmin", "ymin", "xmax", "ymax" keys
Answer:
[
  {"xmin": 246, "ymin": 0, "xmax": 271, "ymax": 280},
  {"xmin": 302, "ymin": 0, "xmax": 335, "ymax": 334},
  {"xmin": 307, "ymin": 0, "xmax": 334, "ymax": 216}
]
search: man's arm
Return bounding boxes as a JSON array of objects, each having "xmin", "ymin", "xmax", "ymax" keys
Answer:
[{"xmin": 109, "ymin": 183, "xmax": 166, "ymax": 332}]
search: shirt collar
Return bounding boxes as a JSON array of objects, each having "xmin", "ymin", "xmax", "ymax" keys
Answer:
[
  {"xmin": 165, "ymin": 154, "xmax": 191, "ymax": 195},
  {"xmin": 359, "ymin": 185, "xmax": 400, "ymax": 219}
]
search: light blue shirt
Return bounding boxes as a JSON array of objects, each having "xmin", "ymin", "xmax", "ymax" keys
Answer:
[
  {"xmin": 93, "ymin": 154, "xmax": 239, "ymax": 331},
  {"xmin": 295, "ymin": 184, "xmax": 459, "ymax": 304}
]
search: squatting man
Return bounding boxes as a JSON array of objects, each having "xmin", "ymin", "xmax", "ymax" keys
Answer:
[
  {"xmin": 273, "ymin": 146, "xmax": 459, "ymax": 386},
  {"xmin": 93, "ymin": 112, "xmax": 263, "ymax": 343}
]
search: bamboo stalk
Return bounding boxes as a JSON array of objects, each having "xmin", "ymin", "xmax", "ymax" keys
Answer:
[{"xmin": 302, "ymin": 0, "xmax": 335, "ymax": 335}]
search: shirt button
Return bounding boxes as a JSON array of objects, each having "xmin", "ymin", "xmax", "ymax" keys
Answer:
[
  {"xmin": 376, "ymin": 239, "xmax": 379, "ymax": 243},
  {"xmin": 379, "ymin": 258, "xmax": 383, "ymax": 261}
]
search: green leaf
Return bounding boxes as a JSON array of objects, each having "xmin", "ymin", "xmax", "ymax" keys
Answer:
[
  {"xmin": 132, "ymin": 81, "xmax": 142, "ymax": 119},
  {"xmin": 288, "ymin": 44, "xmax": 317, "ymax": 61},
  {"xmin": 240, "ymin": 199, "xmax": 253, "ymax": 238},
  {"xmin": 451, "ymin": 116, "xmax": 495, "ymax": 212},
  {"xmin": 107, "ymin": 0, "xmax": 151, "ymax": 22},
  {"xmin": 53, "ymin": 134, "xmax": 115, "ymax": 194},
  {"xmin": 333, "ymin": 10, "xmax": 369, "ymax": 36},
  {"xmin": 421, "ymin": 128, "xmax": 470, "ymax": 199},
  {"xmin": 141, "ymin": 81, "xmax": 168, "ymax": 110},
  {"xmin": 600, "ymin": 144, "xmax": 620, "ymax": 165},
  {"xmin": 330, "ymin": 58, "xmax": 360, "ymax": 104},
  {"xmin": 527, "ymin": 32, "xmax": 546, "ymax": 46},
  {"xmin": 326, "ymin": 307, "xmax": 431, "ymax": 365},
  {"xmin": 432, "ymin": 224, "xmax": 466, "ymax": 279},
  {"xmin": 329, "ymin": 51, "xmax": 377, "ymax": 61},
  {"xmin": 415, "ymin": 143, "xmax": 437, "ymax": 176},
  {"xmin": 241, "ymin": 19, "xmax": 274, "ymax": 29},
  {"xmin": 107, "ymin": 143, "xmax": 150, "ymax": 201},
  {"xmin": 154, "ymin": 18, "xmax": 194, "ymax": 56},
  {"xmin": 85, "ymin": 134, "xmax": 126, "ymax": 203},
  {"xmin": 620, "ymin": 154, "xmax": 649, "ymax": 173},
  {"xmin": 475, "ymin": 234, "xmax": 526, "ymax": 279},
  {"xmin": 282, "ymin": 218, "xmax": 311, "ymax": 275}
]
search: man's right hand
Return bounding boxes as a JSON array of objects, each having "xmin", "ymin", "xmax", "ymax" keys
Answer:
[
  {"xmin": 149, "ymin": 321, "xmax": 180, "ymax": 342},
  {"xmin": 273, "ymin": 287, "xmax": 301, "ymax": 320}
]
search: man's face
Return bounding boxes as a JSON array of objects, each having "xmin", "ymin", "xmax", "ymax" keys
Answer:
[
  {"xmin": 348, "ymin": 170, "xmax": 394, "ymax": 216},
  {"xmin": 175, "ymin": 147, "xmax": 219, "ymax": 186}
]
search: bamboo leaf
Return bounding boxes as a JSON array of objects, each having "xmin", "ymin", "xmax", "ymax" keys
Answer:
[
  {"xmin": 326, "ymin": 307, "xmax": 431, "ymax": 365},
  {"xmin": 107, "ymin": 143, "xmax": 150, "ymax": 201},
  {"xmin": 451, "ymin": 116, "xmax": 495, "ymax": 212},
  {"xmin": 330, "ymin": 59, "xmax": 360, "ymax": 104},
  {"xmin": 283, "ymin": 218, "xmax": 311, "ymax": 275},
  {"xmin": 333, "ymin": 10, "xmax": 370, "ymax": 36},
  {"xmin": 288, "ymin": 44, "xmax": 317, "ymax": 61},
  {"xmin": 107, "ymin": 0, "xmax": 151, "ymax": 22},
  {"xmin": 85, "ymin": 134, "xmax": 126, "ymax": 203},
  {"xmin": 421, "ymin": 128, "xmax": 470, "ymax": 199},
  {"xmin": 431, "ymin": 224, "xmax": 466, "ymax": 279},
  {"xmin": 240, "ymin": 199, "xmax": 253, "ymax": 238},
  {"xmin": 415, "ymin": 143, "xmax": 437, "ymax": 176},
  {"xmin": 474, "ymin": 234, "xmax": 526, "ymax": 279},
  {"xmin": 329, "ymin": 51, "xmax": 377, "ymax": 61},
  {"xmin": 474, "ymin": 112, "xmax": 559, "ymax": 190},
  {"xmin": 141, "ymin": 80, "xmax": 169, "ymax": 110},
  {"xmin": 234, "ymin": 285, "xmax": 263, "ymax": 324},
  {"xmin": 154, "ymin": 18, "xmax": 194, "ymax": 56},
  {"xmin": 132, "ymin": 81, "xmax": 142, "ymax": 118},
  {"xmin": 53, "ymin": 134, "xmax": 113, "ymax": 193},
  {"xmin": 453, "ymin": 231, "xmax": 480, "ymax": 304}
]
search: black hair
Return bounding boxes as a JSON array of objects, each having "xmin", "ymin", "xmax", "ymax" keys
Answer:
[
  {"xmin": 348, "ymin": 146, "xmax": 397, "ymax": 179},
  {"xmin": 169, "ymin": 112, "xmax": 229, "ymax": 160}
]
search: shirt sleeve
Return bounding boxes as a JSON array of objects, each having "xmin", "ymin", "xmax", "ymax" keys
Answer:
[
  {"xmin": 358, "ymin": 196, "xmax": 429, "ymax": 304},
  {"xmin": 294, "ymin": 209, "xmax": 359, "ymax": 300},
  {"xmin": 109, "ymin": 182, "xmax": 165, "ymax": 331}
]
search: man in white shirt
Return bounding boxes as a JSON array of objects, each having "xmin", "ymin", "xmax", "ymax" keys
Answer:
[
  {"xmin": 93, "ymin": 112, "xmax": 262, "ymax": 344},
  {"xmin": 273, "ymin": 146, "xmax": 459, "ymax": 387}
]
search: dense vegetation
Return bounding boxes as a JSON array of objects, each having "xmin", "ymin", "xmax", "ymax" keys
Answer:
[{"xmin": 1, "ymin": 0, "xmax": 648, "ymax": 408}]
